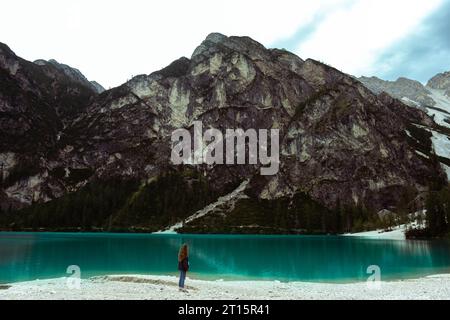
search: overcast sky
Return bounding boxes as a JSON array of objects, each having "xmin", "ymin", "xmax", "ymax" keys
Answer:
[{"xmin": 0, "ymin": 0, "xmax": 448, "ymax": 88}]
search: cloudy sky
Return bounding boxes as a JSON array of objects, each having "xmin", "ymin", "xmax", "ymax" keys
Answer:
[{"xmin": 1, "ymin": 0, "xmax": 448, "ymax": 88}]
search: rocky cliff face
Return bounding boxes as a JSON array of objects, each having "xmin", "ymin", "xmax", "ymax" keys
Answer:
[
  {"xmin": 428, "ymin": 71, "xmax": 450, "ymax": 98},
  {"xmin": 0, "ymin": 34, "xmax": 446, "ymax": 233},
  {"xmin": 34, "ymin": 59, "xmax": 105, "ymax": 94},
  {"xmin": 0, "ymin": 42, "xmax": 102, "ymax": 209},
  {"xmin": 359, "ymin": 73, "xmax": 450, "ymax": 183},
  {"xmin": 358, "ymin": 76, "xmax": 435, "ymax": 108}
]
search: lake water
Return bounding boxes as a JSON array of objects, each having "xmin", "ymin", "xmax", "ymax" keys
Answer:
[{"xmin": 1, "ymin": 232, "xmax": 450, "ymax": 284}]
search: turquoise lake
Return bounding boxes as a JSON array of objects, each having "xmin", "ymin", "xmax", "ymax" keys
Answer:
[{"xmin": 1, "ymin": 232, "xmax": 450, "ymax": 284}]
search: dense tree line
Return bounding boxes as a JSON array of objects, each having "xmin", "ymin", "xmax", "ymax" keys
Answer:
[
  {"xmin": 0, "ymin": 169, "xmax": 225, "ymax": 233},
  {"xmin": 112, "ymin": 169, "xmax": 224, "ymax": 231},
  {"xmin": 179, "ymin": 192, "xmax": 385, "ymax": 235},
  {"xmin": 3, "ymin": 166, "xmax": 441, "ymax": 235},
  {"xmin": 425, "ymin": 186, "xmax": 450, "ymax": 237},
  {"xmin": 0, "ymin": 179, "xmax": 140, "ymax": 231},
  {"xmin": 405, "ymin": 185, "xmax": 450, "ymax": 239}
]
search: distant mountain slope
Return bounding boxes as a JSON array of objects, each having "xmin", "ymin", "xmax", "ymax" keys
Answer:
[
  {"xmin": 428, "ymin": 71, "xmax": 450, "ymax": 98},
  {"xmin": 359, "ymin": 74, "xmax": 450, "ymax": 126},
  {"xmin": 34, "ymin": 59, "xmax": 105, "ymax": 94},
  {"xmin": 359, "ymin": 73, "xmax": 450, "ymax": 181},
  {"xmin": 0, "ymin": 35, "xmax": 446, "ymax": 233},
  {"xmin": 359, "ymin": 76, "xmax": 435, "ymax": 108}
]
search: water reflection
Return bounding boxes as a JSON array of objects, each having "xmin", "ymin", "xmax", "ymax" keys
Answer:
[{"xmin": 1, "ymin": 233, "xmax": 450, "ymax": 283}]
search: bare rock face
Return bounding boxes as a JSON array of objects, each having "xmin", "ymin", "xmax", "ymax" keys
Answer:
[
  {"xmin": 58, "ymin": 34, "xmax": 444, "ymax": 208},
  {"xmin": 34, "ymin": 59, "xmax": 105, "ymax": 94},
  {"xmin": 0, "ymin": 34, "xmax": 446, "ymax": 231},
  {"xmin": 359, "ymin": 73, "xmax": 450, "ymax": 181},
  {"xmin": 427, "ymin": 71, "xmax": 450, "ymax": 98},
  {"xmin": 0, "ymin": 42, "xmax": 102, "ymax": 209},
  {"xmin": 90, "ymin": 81, "xmax": 105, "ymax": 94},
  {"xmin": 358, "ymin": 76, "xmax": 435, "ymax": 108}
]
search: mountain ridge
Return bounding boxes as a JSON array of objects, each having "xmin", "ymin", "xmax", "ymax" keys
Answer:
[
  {"xmin": 0, "ymin": 34, "xmax": 447, "ymax": 233},
  {"xmin": 359, "ymin": 73, "xmax": 450, "ymax": 182}
]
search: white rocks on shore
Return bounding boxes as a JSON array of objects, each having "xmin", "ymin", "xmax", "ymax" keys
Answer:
[{"xmin": 1, "ymin": 274, "xmax": 450, "ymax": 300}]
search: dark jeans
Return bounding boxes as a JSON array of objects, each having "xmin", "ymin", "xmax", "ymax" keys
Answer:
[{"xmin": 179, "ymin": 270, "xmax": 186, "ymax": 288}]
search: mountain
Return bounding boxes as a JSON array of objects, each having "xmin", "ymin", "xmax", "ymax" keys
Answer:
[
  {"xmin": 0, "ymin": 34, "xmax": 447, "ymax": 234},
  {"xmin": 0, "ymin": 42, "xmax": 104, "ymax": 208},
  {"xmin": 359, "ymin": 74, "xmax": 450, "ymax": 125},
  {"xmin": 358, "ymin": 76, "xmax": 436, "ymax": 108},
  {"xmin": 34, "ymin": 59, "xmax": 105, "ymax": 94},
  {"xmin": 90, "ymin": 81, "xmax": 105, "ymax": 94},
  {"xmin": 428, "ymin": 71, "xmax": 450, "ymax": 98},
  {"xmin": 359, "ymin": 73, "xmax": 450, "ymax": 182}
]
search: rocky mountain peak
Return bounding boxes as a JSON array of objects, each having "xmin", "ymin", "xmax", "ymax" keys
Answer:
[
  {"xmin": 359, "ymin": 72, "xmax": 450, "ymax": 185},
  {"xmin": 0, "ymin": 42, "xmax": 15, "ymax": 59},
  {"xmin": 205, "ymin": 32, "xmax": 228, "ymax": 44},
  {"xmin": 0, "ymin": 42, "xmax": 20, "ymax": 76},
  {"xmin": 192, "ymin": 33, "xmax": 270, "ymax": 62},
  {"xmin": 1, "ymin": 35, "xmax": 447, "ymax": 233},
  {"xmin": 427, "ymin": 71, "xmax": 450, "ymax": 97},
  {"xmin": 359, "ymin": 76, "xmax": 434, "ymax": 108},
  {"xmin": 90, "ymin": 81, "xmax": 105, "ymax": 94},
  {"xmin": 33, "ymin": 58, "xmax": 105, "ymax": 94},
  {"xmin": 60, "ymin": 35, "xmax": 444, "ymax": 212},
  {"xmin": 152, "ymin": 56, "xmax": 191, "ymax": 78},
  {"xmin": 396, "ymin": 77, "xmax": 426, "ymax": 88},
  {"xmin": 0, "ymin": 44, "xmax": 104, "ymax": 203}
]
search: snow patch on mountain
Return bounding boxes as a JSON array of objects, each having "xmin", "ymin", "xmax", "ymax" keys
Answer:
[
  {"xmin": 429, "ymin": 129, "xmax": 450, "ymax": 180},
  {"xmin": 426, "ymin": 107, "xmax": 450, "ymax": 128},
  {"xmin": 428, "ymin": 89, "xmax": 450, "ymax": 112},
  {"xmin": 360, "ymin": 75, "xmax": 450, "ymax": 181},
  {"xmin": 442, "ymin": 164, "xmax": 450, "ymax": 180},
  {"xmin": 401, "ymin": 97, "xmax": 420, "ymax": 107},
  {"xmin": 157, "ymin": 180, "xmax": 249, "ymax": 233},
  {"xmin": 431, "ymin": 130, "xmax": 450, "ymax": 159},
  {"xmin": 415, "ymin": 150, "xmax": 429, "ymax": 159},
  {"xmin": 426, "ymin": 89, "xmax": 450, "ymax": 128}
]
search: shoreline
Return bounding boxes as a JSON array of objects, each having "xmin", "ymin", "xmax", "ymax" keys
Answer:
[
  {"xmin": 1, "ymin": 273, "xmax": 450, "ymax": 300},
  {"xmin": 343, "ymin": 224, "xmax": 407, "ymax": 240},
  {"xmin": 0, "ymin": 228, "xmax": 408, "ymax": 241},
  {"xmin": 0, "ymin": 228, "xmax": 407, "ymax": 237}
]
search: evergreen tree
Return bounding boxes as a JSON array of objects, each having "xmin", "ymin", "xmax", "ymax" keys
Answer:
[
  {"xmin": 0, "ymin": 163, "xmax": 4, "ymax": 187},
  {"xmin": 425, "ymin": 186, "xmax": 450, "ymax": 236}
]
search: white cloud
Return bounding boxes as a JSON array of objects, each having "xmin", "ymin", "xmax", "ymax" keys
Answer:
[
  {"xmin": 0, "ymin": 0, "xmax": 339, "ymax": 88},
  {"xmin": 295, "ymin": 0, "xmax": 443, "ymax": 77},
  {"xmin": 0, "ymin": 0, "xmax": 444, "ymax": 88}
]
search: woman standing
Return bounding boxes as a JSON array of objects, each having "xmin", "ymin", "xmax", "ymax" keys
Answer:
[{"xmin": 178, "ymin": 243, "xmax": 189, "ymax": 291}]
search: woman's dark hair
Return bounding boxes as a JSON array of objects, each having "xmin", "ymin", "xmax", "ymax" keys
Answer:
[{"xmin": 178, "ymin": 244, "xmax": 188, "ymax": 262}]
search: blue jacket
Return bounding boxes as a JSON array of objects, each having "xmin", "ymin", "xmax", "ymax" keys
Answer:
[{"xmin": 178, "ymin": 257, "xmax": 189, "ymax": 272}]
